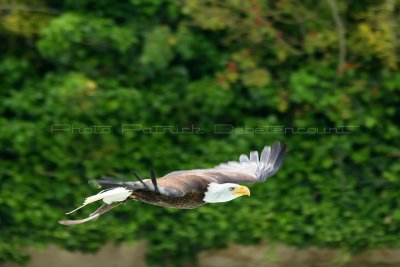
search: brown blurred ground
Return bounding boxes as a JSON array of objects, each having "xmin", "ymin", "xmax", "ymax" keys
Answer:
[{"xmin": 2, "ymin": 241, "xmax": 400, "ymax": 267}]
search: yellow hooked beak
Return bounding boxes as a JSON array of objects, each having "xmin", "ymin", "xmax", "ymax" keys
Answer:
[{"xmin": 233, "ymin": 185, "xmax": 250, "ymax": 196}]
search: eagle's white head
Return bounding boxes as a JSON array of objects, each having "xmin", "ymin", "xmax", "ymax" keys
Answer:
[{"xmin": 203, "ymin": 183, "xmax": 250, "ymax": 203}]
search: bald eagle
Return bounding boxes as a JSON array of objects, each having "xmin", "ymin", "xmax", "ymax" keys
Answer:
[{"xmin": 59, "ymin": 141, "xmax": 287, "ymax": 225}]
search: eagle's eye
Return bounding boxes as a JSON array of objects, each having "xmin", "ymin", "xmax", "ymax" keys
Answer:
[{"xmin": 229, "ymin": 187, "xmax": 235, "ymax": 191}]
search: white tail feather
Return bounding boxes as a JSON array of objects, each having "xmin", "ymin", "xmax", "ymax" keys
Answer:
[{"xmin": 66, "ymin": 187, "xmax": 132, "ymax": 214}]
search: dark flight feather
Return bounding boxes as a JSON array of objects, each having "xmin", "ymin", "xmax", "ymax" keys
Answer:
[
  {"xmin": 150, "ymin": 167, "xmax": 159, "ymax": 193},
  {"xmin": 130, "ymin": 169, "xmax": 149, "ymax": 190}
]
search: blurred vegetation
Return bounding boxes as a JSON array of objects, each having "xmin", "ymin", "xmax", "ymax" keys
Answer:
[{"xmin": 1, "ymin": 0, "xmax": 400, "ymax": 266}]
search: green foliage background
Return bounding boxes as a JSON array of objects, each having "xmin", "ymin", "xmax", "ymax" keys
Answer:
[{"xmin": 1, "ymin": 0, "xmax": 400, "ymax": 266}]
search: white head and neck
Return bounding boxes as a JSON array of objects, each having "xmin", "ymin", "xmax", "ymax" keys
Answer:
[{"xmin": 203, "ymin": 183, "xmax": 250, "ymax": 203}]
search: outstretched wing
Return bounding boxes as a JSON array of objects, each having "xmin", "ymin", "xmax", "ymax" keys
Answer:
[{"xmin": 155, "ymin": 141, "xmax": 287, "ymax": 197}]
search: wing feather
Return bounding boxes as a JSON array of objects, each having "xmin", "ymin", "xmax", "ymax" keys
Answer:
[
  {"xmin": 250, "ymin": 151, "xmax": 259, "ymax": 162},
  {"xmin": 271, "ymin": 144, "xmax": 287, "ymax": 175},
  {"xmin": 239, "ymin": 154, "xmax": 249, "ymax": 162},
  {"xmin": 260, "ymin": 146, "xmax": 271, "ymax": 162},
  {"xmin": 267, "ymin": 142, "xmax": 281, "ymax": 167}
]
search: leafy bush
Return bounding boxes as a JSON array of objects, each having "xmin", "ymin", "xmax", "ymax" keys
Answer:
[{"xmin": 1, "ymin": 0, "xmax": 400, "ymax": 266}]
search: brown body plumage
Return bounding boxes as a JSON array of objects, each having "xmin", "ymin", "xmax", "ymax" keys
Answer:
[{"xmin": 131, "ymin": 190, "xmax": 205, "ymax": 209}]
